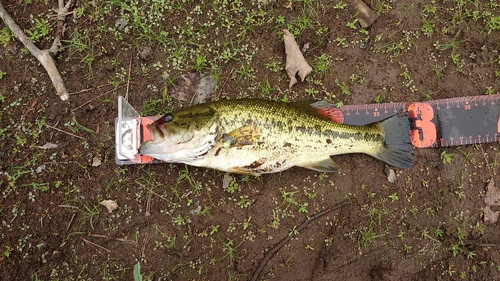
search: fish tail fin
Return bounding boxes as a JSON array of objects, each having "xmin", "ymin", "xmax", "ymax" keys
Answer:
[{"xmin": 372, "ymin": 114, "xmax": 414, "ymax": 169}]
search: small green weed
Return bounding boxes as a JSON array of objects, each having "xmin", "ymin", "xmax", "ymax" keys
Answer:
[
  {"xmin": 357, "ymin": 227, "xmax": 383, "ymax": 250},
  {"xmin": 264, "ymin": 59, "xmax": 282, "ymax": 73},
  {"xmin": 133, "ymin": 262, "xmax": 154, "ymax": 281},
  {"xmin": 226, "ymin": 179, "xmax": 241, "ymax": 194},
  {"xmin": 333, "ymin": 0, "xmax": 347, "ymax": 10},
  {"xmin": 0, "ymin": 26, "xmax": 12, "ymax": 46},
  {"xmin": 335, "ymin": 79, "xmax": 350, "ymax": 95},
  {"xmin": 258, "ymin": 77, "xmax": 275, "ymax": 98},
  {"xmin": 486, "ymin": 15, "xmax": 500, "ymax": 34},
  {"xmin": 78, "ymin": 203, "xmax": 100, "ymax": 229},
  {"xmin": 287, "ymin": 12, "xmax": 314, "ymax": 36},
  {"xmin": 373, "ymin": 92, "xmax": 384, "ymax": 103},
  {"xmin": 193, "ymin": 53, "xmax": 207, "ymax": 73},
  {"xmin": 312, "ymin": 53, "xmax": 330, "ymax": 76},
  {"xmin": 133, "ymin": 262, "xmax": 142, "ymax": 281},
  {"xmin": 25, "ymin": 16, "xmax": 50, "ymax": 42},
  {"xmin": 440, "ymin": 151, "xmax": 454, "ymax": 164},
  {"xmin": 236, "ymin": 63, "xmax": 255, "ymax": 80},
  {"xmin": 178, "ymin": 166, "xmax": 202, "ymax": 195},
  {"xmin": 420, "ymin": 18, "xmax": 434, "ymax": 37},
  {"xmin": 304, "ymin": 87, "xmax": 319, "ymax": 97},
  {"xmin": 64, "ymin": 118, "xmax": 95, "ymax": 137}
]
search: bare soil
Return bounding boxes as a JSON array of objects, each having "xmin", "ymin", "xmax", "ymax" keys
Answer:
[{"xmin": 1, "ymin": 1, "xmax": 499, "ymax": 280}]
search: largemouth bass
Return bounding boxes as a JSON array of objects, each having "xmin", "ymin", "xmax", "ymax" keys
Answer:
[{"xmin": 139, "ymin": 99, "xmax": 413, "ymax": 175}]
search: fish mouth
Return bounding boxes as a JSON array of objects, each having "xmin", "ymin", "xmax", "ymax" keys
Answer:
[
  {"xmin": 138, "ymin": 123, "xmax": 164, "ymax": 155},
  {"xmin": 146, "ymin": 122, "xmax": 164, "ymax": 142}
]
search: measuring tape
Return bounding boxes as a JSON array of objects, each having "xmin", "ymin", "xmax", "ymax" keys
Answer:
[
  {"xmin": 115, "ymin": 94, "xmax": 500, "ymax": 165},
  {"xmin": 327, "ymin": 94, "xmax": 500, "ymax": 149}
]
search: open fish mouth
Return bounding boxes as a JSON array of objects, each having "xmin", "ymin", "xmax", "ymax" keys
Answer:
[
  {"xmin": 146, "ymin": 122, "xmax": 164, "ymax": 142},
  {"xmin": 139, "ymin": 121, "xmax": 219, "ymax": 163}
]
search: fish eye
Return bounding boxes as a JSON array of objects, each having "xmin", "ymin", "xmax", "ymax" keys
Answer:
[{"xmin": 163, "ymin": 113, "xmax": 173, "ymax": 123}]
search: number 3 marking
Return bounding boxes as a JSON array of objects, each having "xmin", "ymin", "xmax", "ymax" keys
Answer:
[{"xmin": 408, "ymin": 103, "xmax": 437, "ymax": 148}]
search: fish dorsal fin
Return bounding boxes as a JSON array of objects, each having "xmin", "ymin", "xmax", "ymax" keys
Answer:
[
  {"xmin": 291, "ymin": 100, "xmax": 344, "ymax": 123},
  {"xmin": 223, "ymin": 122, "xmax": 261, "ymax": 147},
  {"xmin": 299, "ymin": 158, "xmax": 340, "ymax": 173}
]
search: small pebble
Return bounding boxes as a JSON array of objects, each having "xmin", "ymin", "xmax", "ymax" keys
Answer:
[
  {"xmin": 115, "ymin": 18, "xmax": 127, "ymax": 31},
  {"xmin": 223, "ymin": 173, "xmax": 234, "ymax": 190},
  {"xmin": 385, "ymin": 166, "xmax": 396, "ymax": 183},
  {"xmin": 139, "ymin": 47, "xmax": 153, "ymax": 60},
  {"xmin": 92, "ymin": 156, "xmax": 102, "ymax": 167},
  {"xmin": 35, "ymin": 165, "xmax": 46, "ymax": 174}
]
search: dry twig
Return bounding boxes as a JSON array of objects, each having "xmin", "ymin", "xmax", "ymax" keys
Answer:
[
  {"xmin": 82, "ymin": 238, "xmax": 111, "ymax": 253},
  {"xmin": 48, "ymin": 0, "xmax": 74, "ymax": 56},
  {"xmin": 89, "ymin": 234, "xmax": 136, "ymax": 244},
  {"xmin": 46, "ymin": 124, "xmax": 87, "ymax": 140},
  {"xmin": 216, "ymin": 67, "xmax": 234, "ymax": 100},
  {"xmin": 71, "ymin": 85, "xmax": 123, "ymax": 112},
  {"xmin": 250, "ymin": 200, "xmax": 351, "ymax": 281},
  {"xmin": 0, "ymin": 1, "xmax": 71, "ymax": 100}
]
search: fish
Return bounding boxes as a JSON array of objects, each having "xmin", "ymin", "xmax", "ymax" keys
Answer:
[{"xmin": 139, "ymin": 99, "xmax": 414, "ymax": 176}]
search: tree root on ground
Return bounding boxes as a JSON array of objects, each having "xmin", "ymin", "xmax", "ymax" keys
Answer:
[
  {"xmin": 0, "ymin": 0, "xmax": 73, "ymax": 100},
  {"xmin": 250, "ymin": 200, "xmax": 351, "ymax": 281}
]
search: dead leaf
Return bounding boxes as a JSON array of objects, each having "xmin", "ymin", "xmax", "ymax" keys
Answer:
[
  {"xmin": 194, "ymin": 75, "xmax": 216, "ymax": 104},
  {"xmin": 35, "ymin": 165, "xmax": 46, "ymax": 174},
  {"xmin": 350, "ymin": 0, "xmax": 377, "ymax": 28},
  {"xmin": 115, "ymin": 18, "xmax": 127, "ymax": 31},
  {"xmin": 139, "ymin": 46, "xmax": 153, "ymax": 60},
  {"xmin": 100, "ymin": 200, "xmax": 118, "ymax": 213},
  {"xmin": 171, "ymin": 73, "xmax": 216, "ymax": 104},
  {"xmin": 384, "ymin": 166, "xmax": 396, "ymax": 183},
  {"xmin": 5, "ymin": 40, "xmax": 18, "ymax": 55},
  {"xmin": 35, "ymin": 142, "xmax": 58, "ymax": 150},
  {"xmin": 283, "ymin": 29, "xmax": 312, "ymax": 88},
  {"xmin": 301, "ymin": 42, "xmax": 310, "ymax": 54},
  {"xmin": 483, "ymin": 180, "xmax": 500, "ymax": 224},
  {"xmin": 92, "ymin": 156, "xmax": 102, "ymax": 167},
  {"xmin": 223, "ymin": 173, "xmax": 234, "ymax": 190}
]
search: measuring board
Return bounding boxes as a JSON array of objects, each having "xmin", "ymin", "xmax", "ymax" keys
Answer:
[{"xmin": 115, "ymin": 94, "xmax": 500, "ymax": 165}]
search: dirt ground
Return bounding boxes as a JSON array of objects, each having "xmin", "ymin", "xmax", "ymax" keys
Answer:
[{"xmin": 1, "ymin": 0, "xmax": 500, "ymax": 280}]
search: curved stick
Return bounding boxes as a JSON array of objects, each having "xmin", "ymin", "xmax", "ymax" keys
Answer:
[
  {"xmin": 0, "ymin": 1, "xmax": 69, "ymax": 100},
  {"xmin": 250, "ymin": 200, "xmax": 351, "ymax": 281}
]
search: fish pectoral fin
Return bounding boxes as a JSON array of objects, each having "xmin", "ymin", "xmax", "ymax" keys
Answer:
[
  {"xmin": 300, "ymin": 158, "xmax": 340, "ymax": 173},
  {"xmin": 228, "ymin": 167, "xmax": 262, "ymax": 176},
  {"xmin": 224, "ymin": 123, "xmax": 261, "ymax": 147}
]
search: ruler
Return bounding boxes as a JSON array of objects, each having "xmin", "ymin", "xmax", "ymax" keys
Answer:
[
  {"xmin": 325, "ymin": 94, "xmax": 500, "ymax": 149},
  {"xmin": 115, "ymin": 94, "xmax": 500, "ymax": 165}
]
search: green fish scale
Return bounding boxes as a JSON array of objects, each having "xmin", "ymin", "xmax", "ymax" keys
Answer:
[{"xmin": 208, "ymin": 99, "xmax": 384, "ymax": 152}]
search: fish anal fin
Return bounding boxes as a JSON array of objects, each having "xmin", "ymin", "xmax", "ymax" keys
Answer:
[
  {"xmin": 301, "ymin": 158, "xmax": 340, "ymax": 173},
  {"xmin": 224, "ymin": 123, "xmax": 261, "ymax": 147}
]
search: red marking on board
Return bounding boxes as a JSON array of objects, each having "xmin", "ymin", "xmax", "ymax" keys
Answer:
[
  {"xmin": 139, "ymin": 118, "xmax": 155, "ymax": 163},
  {"xmin": 465, "ymin": 102, "xmax": 471, "ymax": 110},
  {"xmin": 408, "ymin": 103, "xmax": 437, "ymax": 148},
  {"xmin": 317, "ymin": 107, "xmax": 345, "ymax": 123}
]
